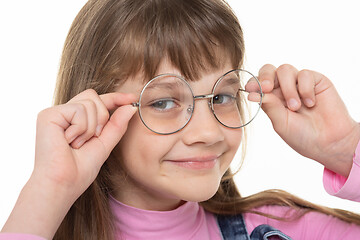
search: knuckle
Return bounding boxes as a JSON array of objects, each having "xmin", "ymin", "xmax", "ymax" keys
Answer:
[
  {"xmin": 262, "ymin": 63, "xmax": 276, "ymax": 70},
  {"xmin": 277, "ymin": 63, "xmax": 295, "ymax": 73},
  {"xmin": 84, "ymin": 99, "xmax": 97, "ymax": 110},
  {"xmin": 37, "ymin": 107, "xmax": 52, "ymax": 121},
  {"xmin": 258, "ymin": 73, "xmax": 271, "ymax": 81},
  {"xmin": 75, "ymin": 102, "xmax": 87, "ymax": 114},
  {"xmin": 298, "ymin": 69, "xmax": 312, "ymax": 79},
  {"xmin": 99, "ymin": 109, "xmax": 110, "ymax": 124},
  {"xmin": 259, "ymin": 64, "xmax": 275, "ymax": 77},
  {"xmin": 71, "ymin": 89, "xmax": 99, "ymax": 102},
  {"xmin": 83, "ymin": 88, "xmax": 98, "ymax": 96}
]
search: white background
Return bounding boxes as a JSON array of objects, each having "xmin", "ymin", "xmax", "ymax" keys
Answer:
[{"xmin": 0, "ymin": 1, "xmax": 359, "ymax": 228}]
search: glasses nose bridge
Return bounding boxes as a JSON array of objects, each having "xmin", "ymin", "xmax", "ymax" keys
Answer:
[
  {"xmin": 190, "ymin": 93, "xmax": 214, "ymax": 114},
  {"xmin": 194, "ymin": 93, "xmax": 213, "ymax": 106}
]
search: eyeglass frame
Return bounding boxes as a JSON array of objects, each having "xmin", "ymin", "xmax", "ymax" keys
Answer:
[{"xmin": 131, "ymin": 69, "xmax": 263, "ymax": 135}]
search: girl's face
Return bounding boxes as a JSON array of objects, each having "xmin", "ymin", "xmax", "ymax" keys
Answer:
[{"xmin": 112, "ymin": 59, "xmax": 242, "ymax": 211}]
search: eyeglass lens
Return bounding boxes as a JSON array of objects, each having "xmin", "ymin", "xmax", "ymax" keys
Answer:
[{"xmin": 138, "ymin": 70, "xmax": 262, "ymax": 134}]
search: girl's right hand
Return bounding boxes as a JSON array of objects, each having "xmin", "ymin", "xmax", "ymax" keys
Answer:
[
  {"xmin": 34, "ymin": 89, "xmax": 137, "ymax": 198},
  {"xmin": 1, "ymin": 89, "xmax": 137, "ymax": 239}
]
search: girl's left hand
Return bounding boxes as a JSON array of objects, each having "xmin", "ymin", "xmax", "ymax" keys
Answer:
[{"xmin": 257, "ymin": 64, "xmax": 360, "ymax": 177}]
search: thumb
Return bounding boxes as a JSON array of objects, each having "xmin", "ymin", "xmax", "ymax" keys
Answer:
[
  {"xmin": 97, "ymin": 105, "xmax": 138, "ymax": 155},
  {"xmin": 261, "ymin": 93, "xmax": 288, "ymax": 132}
]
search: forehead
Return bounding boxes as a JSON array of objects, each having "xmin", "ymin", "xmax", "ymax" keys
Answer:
[{"xmin": 116, "ymin": 58, "xmax": 234, "ymax": 95}]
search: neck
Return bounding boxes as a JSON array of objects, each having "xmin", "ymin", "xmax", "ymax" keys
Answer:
[{"xmin": 111, "ymin": 174, "xmax": 184, "ymax": 211}]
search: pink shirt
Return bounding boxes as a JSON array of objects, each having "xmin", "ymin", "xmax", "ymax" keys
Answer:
[
  {"xmin": 109, "ymin": 196, "xmax": 221, "ymax": 239},
  {"xmin": 1, "ymin": 141, "xmax": 360, "ymax": 239}
]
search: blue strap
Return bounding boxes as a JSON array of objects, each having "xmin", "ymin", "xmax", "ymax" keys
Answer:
[
  {"xmin": 217, "ymin": 214, "xmax": 250, "ymax": 240},
  {"xmin": 250, "ymin": 224, "xmax": 292, "ymax": 240},
  {"xmin": 217, "ymin": 214, "xmax": 293, "ymax": 240}
]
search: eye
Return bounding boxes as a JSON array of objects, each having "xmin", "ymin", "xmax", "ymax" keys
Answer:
[
  {"xmin": 213, "ymin": 94, "xmax": 236, "ymax": 105},
  {"xmin": 150, "ymin": 99, "xmax": 178, "ymax": 111}
]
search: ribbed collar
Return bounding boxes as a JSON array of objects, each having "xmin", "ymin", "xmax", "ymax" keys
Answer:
[{"xmin": 109, "ymin": 196, "xmax": 218, "ymax": 240}]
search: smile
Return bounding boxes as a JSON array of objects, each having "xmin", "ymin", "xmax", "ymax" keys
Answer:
[{"xmin": 165, "ymin": 155, "xmax": 219, "ymax": 170}]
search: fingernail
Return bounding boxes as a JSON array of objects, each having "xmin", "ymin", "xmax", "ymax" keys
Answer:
[
  {"xmin": 288, "ymin": 98, "xmax": 299, "ymax": 110},
  {"xmin": 304, "ymin": 98, "xmax": 314, "ymax": 107},
  {"xmin": 95, "ymin": 125, "xmax": 103, "ymax": 137}
]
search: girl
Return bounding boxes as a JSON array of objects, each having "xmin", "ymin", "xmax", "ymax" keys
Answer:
[{"xmin": 1, "ymin": 0, "xmax": 360, "ymax": 239}]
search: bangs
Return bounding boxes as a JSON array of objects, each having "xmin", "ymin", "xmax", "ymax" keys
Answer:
[{"xmin": 107, "ymin": 0, "xmax": 244, "ymax": 84}]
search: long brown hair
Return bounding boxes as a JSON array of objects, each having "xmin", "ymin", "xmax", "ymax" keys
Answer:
[{"xmin": 53, "ymin": 0, "xmax": 360, "ymax": 239}]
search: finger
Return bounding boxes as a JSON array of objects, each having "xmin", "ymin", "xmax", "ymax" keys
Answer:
[
  {"xmin": 69, "ymin": 100, "xmax": 98, "ymax": 149},
  {"xmin": 61, "ymin": 103, "xmax": 88, "ymax": 145},
  {"xmin": 97, "ymin": 92, "xmax": 137, "ymax": 136},
  {"xmin": 258, "ymin": 64, "xmax": 278, "ymax": 92},
  {"xmin": 248, "ymin": 91, "xmax": 262, "ymax": 102},
  {"xmin": 38, "ymin": 104, "xmax": 87, "ymax": 145},
  {"xmin": 100, "ymin": 92, "xmax": 138, "ymax": 111},
  {"xmin": 298, "ymin": 69, "xmax": 316, "ymax": 107},
  {"xmin": 245, "ymin": 77, "xmax": 261, "ymax": 93},
  {"xmin": 302, "ymin": 70, "xmax": 332, "ymax": 96},
  {"xmin": 67, "ymin": 90, "xmax": 102, "ymax": 147},
  {"xmin": 69, "ymin": 89, "xmax": 109, "ymax": 137},
  {"xmin": 68, "ymin": 90, "xmax": 137, "ymax": 140},
  {"xmin": 276, "ymin": 64, "xmax": 301, "ymax": 111},
  {"xmin": 260, "ymin": 92, "xmax": 288, "ymax": 133},
  {"xmin": 84, "ymin": 105, "xmax": 138, "ymax": 167}
]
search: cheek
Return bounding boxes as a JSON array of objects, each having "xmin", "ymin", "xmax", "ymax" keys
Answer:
[
  {"xmin": 228, "ymin": 128, "xmax": 243, "ymax": 151},
  {"xmin": 221, "ymin": 128, "xmax": 243, "ymax": 169},
  {"xmin": 115, "ymin": 113, "xmax": 175, "ymax": 171}
]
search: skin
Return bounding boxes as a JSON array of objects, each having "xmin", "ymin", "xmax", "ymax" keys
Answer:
[
  {"xmin": 111, "ymin": 60, "xmax": 242, "ymax": 211},
  {"xmin": 1, "ymin": 63, "xmax": 359, "ymax": 239},
  {"xmin": 259, "ymin": 64, "xmax": 360, "ymax": 177}
]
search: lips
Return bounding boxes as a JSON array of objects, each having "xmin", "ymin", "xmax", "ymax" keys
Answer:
[{"xmin": 164, "ymin": 155, "xmax": 220, "ymax": 170}]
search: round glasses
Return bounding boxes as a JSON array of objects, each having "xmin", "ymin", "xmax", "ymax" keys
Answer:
[{"xmin": 131, "ymin": 69, "xmax": 263, "ymax": 135}]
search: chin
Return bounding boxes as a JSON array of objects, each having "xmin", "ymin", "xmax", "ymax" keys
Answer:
[{"xmin": 175, "ymin": 175, "xmax": 222, "ymax": 203}]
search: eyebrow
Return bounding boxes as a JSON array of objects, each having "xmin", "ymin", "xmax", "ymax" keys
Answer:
[
  {"xmin": 219, "ymin": 77, "xmax": 241, "ymax": 87},
  {"xmin": 145, "ymin": 80, "xmax": 185, "ymax": 90},
  {"xmin": 145, "ymin": 75, "xmax": 241, "ymax": 92}
]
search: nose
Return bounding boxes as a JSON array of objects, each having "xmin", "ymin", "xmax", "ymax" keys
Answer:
[{"xmin": 181, "ymin": 98, "xmax": 225, "ymax": 146}]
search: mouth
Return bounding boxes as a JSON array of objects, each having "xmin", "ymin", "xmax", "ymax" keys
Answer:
[{"xmin": 164, "ymin": 155, "xmax": 220, "ymax": 170}]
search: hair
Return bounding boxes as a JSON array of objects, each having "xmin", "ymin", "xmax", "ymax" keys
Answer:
[{"xmin": 53, "ymin": 0, "xmax": 360, "ymax": 239}]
